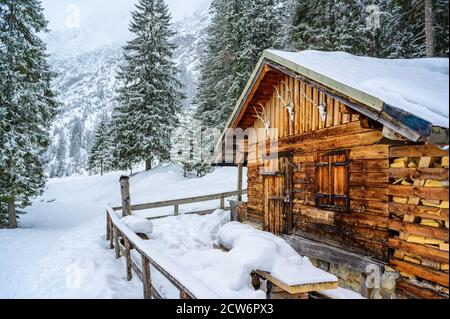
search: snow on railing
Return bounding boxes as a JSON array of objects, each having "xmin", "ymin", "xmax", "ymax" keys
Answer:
[{"xmin": 106, "ymin": 206, "xmax": 220, "ymax": 299}]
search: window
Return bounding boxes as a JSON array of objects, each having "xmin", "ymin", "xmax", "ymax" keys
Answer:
[{"xmin": 315, "ymin": 150, "xmax": 349, "ymax": 212}]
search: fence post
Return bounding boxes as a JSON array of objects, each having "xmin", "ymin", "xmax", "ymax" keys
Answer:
[
  {"xmin": 124, "ymin": 238, "xmax": 133, "ymax": 281},
  {"xmin": 114, "ymin": 226, "xmax": 120, "ymax": 259},
  {"xmin": 142, "ymin": 255, "xmax": 153, "ymax": 299},
  {"xmin": 174, "ymin": 204, "xmax": 179, "ymax": 216},
  {"xmin": 220, "ymin": 195, "xmax": 225, "ymax": 210},
  {"xmin": 237, "ymin": 164, "xmax": 243, "ymax": 202},
  {"xmin": 180, "ymin": 290, "xmax": 191, "ymax": 299},
  {"xmin": 106, "ymin": 212, "xmax": 112, "ymax": 246},
  {"xmin": 120, "ymin": 176, "xmax": 132, "ymax": 217}
]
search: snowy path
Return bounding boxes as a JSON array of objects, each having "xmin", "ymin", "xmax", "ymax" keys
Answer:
[{"xmin": 0, "ymin": 165, "xmax": 241, "ymax": 299}]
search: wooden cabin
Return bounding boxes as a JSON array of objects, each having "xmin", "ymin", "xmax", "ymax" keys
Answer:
[{"xmin": 214, "ymin": 50, "xmax": 449, "ymax": 299}]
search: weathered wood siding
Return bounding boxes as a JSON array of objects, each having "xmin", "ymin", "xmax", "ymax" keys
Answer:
[
  {"xmin": 245, "ymin": 73, "xmax": 391, "ymax": 261},
  {"xmin": 249, "ymin": 74, "xmax": 361, "ymax": 145}
]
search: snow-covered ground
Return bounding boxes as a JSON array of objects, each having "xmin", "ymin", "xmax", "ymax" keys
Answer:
[
  {"xmin": 0, "ymin": 164, "xmax": 362, "ymax": 299},
  {"xmin": 0, "ymin": 165, "xmax": 243, "ymax": 299}
]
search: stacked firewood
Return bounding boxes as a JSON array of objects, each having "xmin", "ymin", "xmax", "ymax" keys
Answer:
[{"xmin": 388, "ymin": 145, "xmax": 449, "ymax": 298}]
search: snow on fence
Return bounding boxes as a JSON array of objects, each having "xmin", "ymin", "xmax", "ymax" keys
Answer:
[{"xmin": 106, "ymin": 206, "xmax": 221, "ymax": 299}]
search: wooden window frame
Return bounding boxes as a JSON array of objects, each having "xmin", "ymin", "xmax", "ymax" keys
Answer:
[{"xmin": 314, "ymin": 150, "xmax": 350, "ymax": 213}]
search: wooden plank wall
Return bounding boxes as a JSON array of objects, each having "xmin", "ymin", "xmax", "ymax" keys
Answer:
[
  {"xmin": 251, "ymin": 74, "xmax": 360, "ymax": 145},
  {"xmin": 246, "ymin": 73, "xmax": 392, "ymax": 261},
  {"xmin": 388, "ymin": 145, "xmax": 449, "ymax": 294},
  {"xmin": 293, "ymin": 145, "xmax": 390, "ymax": 261}
]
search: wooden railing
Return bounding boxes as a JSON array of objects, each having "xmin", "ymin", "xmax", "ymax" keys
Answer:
[
  {"xmin": 106, "ymin": 206, "xmax": 221, "ymax": 299},
  {"xmin": 112, "ymin": 190, "xmax": 248, "ymax": 220}
]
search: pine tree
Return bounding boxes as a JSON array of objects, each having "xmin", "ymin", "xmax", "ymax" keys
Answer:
[
  {"xmin": 54, "ymin": 131, "xmax": 67, "ymax": 177},
  {"xmin": 0, "ymin": 0, "xmax": 58, "ymax": 228},
  {"xmin": 112, "ymin": 0, "xmax": 183, "ymax": 172},
  {"xmin": 171, "ymin": 105, "xmax": 197, "ymax": 177},
  {"xmin": 385, "ymin": 0, "xmax": 449, "ymax": 58},
  {"xmin": 288, "ymin": 0, "xmax": 448, "ymax": 58},
  {"xmin": 88, "ymin": 120, "xmax": 113, "ymax": 176},
  {"xmin": 194, "ymin": 0, "xmax": 288, "ymax": 164},
  {"xmin": 290, "ymin": 1, "xmax": 372, "ymax": 55},
  {"xmin": 69, "ymin": 117, "xmax": 83, "ymax": 170}
]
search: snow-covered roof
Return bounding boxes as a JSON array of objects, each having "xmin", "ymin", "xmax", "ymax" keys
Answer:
[{"xmin": 226, "ymin": 50, "xmax": 449, "ymax": 142}]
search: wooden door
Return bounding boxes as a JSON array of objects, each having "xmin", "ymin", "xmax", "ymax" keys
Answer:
[{"xmin": 264, "ymin": 175, "xmax": 285, "ymax": 235}]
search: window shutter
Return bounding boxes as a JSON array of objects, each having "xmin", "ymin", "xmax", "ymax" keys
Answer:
[{"xmin": 315, "ymin": 150, "xmax": 349, "ymax": 212}]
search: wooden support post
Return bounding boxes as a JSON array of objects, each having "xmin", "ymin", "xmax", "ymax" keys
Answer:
[
  {"xmin": 106, "ymin": 212, "xmax": 111, "ymax": 242},
  {"xmin": 180, "ymin": 290, "xmax": 190, "ymax": 299},
  {"xmin": 174, "ymin": 204, "xmax": 179, "ymax": 216},
  {"xmin": 120, "ymin": 176, "xmax": 132, "ymax": 217},
  {"xmin": 237, "ymin": 164, "xmax": 243, "ymax": 202},
  {"xmin": 142, "ymin": 255, "xmax": 152, "ymax": 299},
  {"xmin": 124, "ymin": 238, "xmax": 132, "ymax": 281},
  {"xmin": 114, "ymin": 226, "xmax": 120, "ymax": 259},
  {"xmin": 220, "ymin": 195, "xmax": 225, "ymax": 210},
  {"xmin": 284, "ymin": 155, "xmax": 294, "ymax": 234},
  {"xmin": 109, "ymin": 219, "xmax": 114, "ymax": 250}
]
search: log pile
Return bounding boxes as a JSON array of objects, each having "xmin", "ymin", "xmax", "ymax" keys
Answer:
[{"xmin": 388, "ymin": 145, "xmax": 449, "ymax": 298}]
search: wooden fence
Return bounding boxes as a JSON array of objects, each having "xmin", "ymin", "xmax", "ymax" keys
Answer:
[
  {"xmin": 106, "ymin": 189, "xmax": 247, "ymax": 299},
  {"xmin": 106, "ymin": 206, "xmax": 221, "ymax": 299},
  {"xmin": 112, "ymin": 190, "xmax": 247, "ymax": 220}
]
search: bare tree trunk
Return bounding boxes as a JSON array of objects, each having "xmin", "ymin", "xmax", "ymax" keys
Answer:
[
  {"xmin": 8, "ymin": 199, "xmax": 17, "ymax": 229},
  {"xmin": 145, "ymin": 159, "xmax": 152, "ymax": 171},
  {"xmin": 100, "ymin": 159, "xmax": 104, "ymax": 176},
  {"xmin": 424, "ymin": 0, "xmax": 435, "ymax": 57}
]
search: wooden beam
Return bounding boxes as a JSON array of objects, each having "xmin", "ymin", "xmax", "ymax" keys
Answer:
[
  {"xmin": 283, "ymin": 235, "xmax": 386, "ymax": 273},
  {"xmin": 233, "ymin": 65, "xmax": 278, "ymax": 128},
  {"xmin": 389, "ymin": 238, "xmax": 449, "ymax": 264},
  {"xmin": 389, "ymin": 202, "xmax": 449, "ymax": 221},
  {"xmin": 389, "ymin": 168, "xmax": 449, "ymax": 180},
  {"xmin": 125, "ymin": 190, "xmax": 248, "ymax": 212},
  {"xmin": 390, "ymin": 258, "xmax": 449, "ymax": 287},
  {"xmin": 389, "ymin": 219, "xmax": 448, "ymax": 242},
  {"xmin": 389, "ymin": 185, "xmax": 449, "ymax": 201},
  {"xmin": 295, "ymin": 205, "xmax": 335, "ymax": 226},
  {"xmin": 396, "ymin": 279, "xmax": 448, "ymax": 299},
  {"xmin": 350, "ymin": 145, "xmax": 390, "ymax": 160},
  {"xmin": 390, "ymin": 145, "xmax": 448, "ymax": 158},
  {"xmin": 256, "ymin": 270, "xmax": 338, "ymax": 294}
]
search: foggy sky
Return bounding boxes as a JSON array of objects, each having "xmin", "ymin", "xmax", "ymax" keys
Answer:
[{"xmin": 41, "ymin": 0, "xmax": 211, "ymax": 32}]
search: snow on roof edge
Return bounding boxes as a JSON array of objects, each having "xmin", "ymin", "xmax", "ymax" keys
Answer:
[{"xmin": 265, "ymin": 49, "xmax": 449, "ymax": 130}]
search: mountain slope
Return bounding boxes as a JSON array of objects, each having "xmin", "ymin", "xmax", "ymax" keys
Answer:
[{"xmin": 45, "ymin": 9, "xmax": 209, "ymax": 177}]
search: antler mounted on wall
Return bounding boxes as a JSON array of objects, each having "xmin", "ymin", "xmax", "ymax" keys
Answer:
[
  {"xmin": 274, "ymin": 81, "xmax": 295, "ymax": 123},
  {"xmin": 301, "ymin": 86, "xmax": 328, "ymax": 123},
  {"xmin": 253, "ymin": 104, "xmax": 271, "ymax": 135}
]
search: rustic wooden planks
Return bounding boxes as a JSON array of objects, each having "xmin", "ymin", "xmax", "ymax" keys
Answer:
[{"xmin": 388, "ymin": 145, "xmax": 449, "ymax": 293}]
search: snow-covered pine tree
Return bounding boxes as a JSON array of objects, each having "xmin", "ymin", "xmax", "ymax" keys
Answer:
[
  {"xmin": 383, "ymin": 0, "xmax": 449, "ymax": 58},
  {"xmin": 289, "ymin": 0, "xmax": 448, "ymax": 58},
  {"xmin": 88, "ymin": 120, "xmax": 113, "ymax": 176},
  {"xmin": 53, "ymin": 131, "xmax": 67, "ymax": 178},
  {"xmin": 194, "ymin": 0, "xmax": 288, "ymax": 167},
  {"xmin": 171, "ymin": 105, "xmax": 197, "ymax": 177},
  {"xmin": 69, "ymin": 117, "xmax": 83, "ymax": 171},
  {"xmin": 112, "ymin": 0, "xmax": 183, "ymax": 172},
  {"xmin": 290, "ymin": 0, "xmax": 372, "ymax": 55},
  {"xmin": 0, "ymin": 0, "xmax": 58, "ymax": 228}
]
